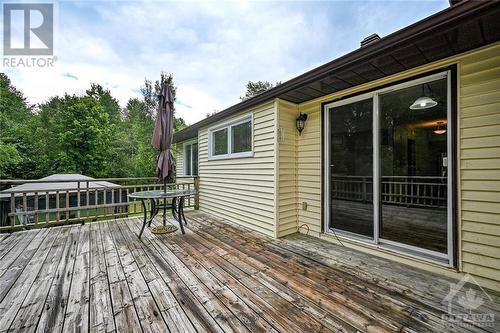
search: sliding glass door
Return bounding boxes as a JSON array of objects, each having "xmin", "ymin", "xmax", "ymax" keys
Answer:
[
  {"xmin": 329, "ymin": 98, "xmax": 373, "ymax": 237},
  {"xmin": 324, "ymin": 71, "xmax": 453, "ymax": 263},
  {"xmin": 379, "ymin": 78, "xmax": 448, "ymax": 254}
]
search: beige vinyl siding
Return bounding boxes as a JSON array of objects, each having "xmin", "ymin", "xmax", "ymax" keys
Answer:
[
  {"xmin": 293, "ymin": 42, "xmax": 500, "ymax": 291},
  {"xmin": 459, "ymin": 47, "xmax": 500, "ymax": 290},
  {"xmin": 198, "ymin": 101, "xmax": 277, "ymax": 236},
  {"xmin": 276, "ymin": 99, "xmax": 298, "ymax": 237},
  {"xmin": 174, "ymin": 142, "xmax": 185, "ymax": 177}
]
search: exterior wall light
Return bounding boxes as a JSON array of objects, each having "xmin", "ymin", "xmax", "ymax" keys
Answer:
[{"xmin": 296, "ymin": 113, "xmax": 308, "ymax": 135}]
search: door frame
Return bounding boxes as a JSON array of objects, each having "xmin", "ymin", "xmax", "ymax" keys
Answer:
[{"xmin": 322, "ymin": 69, "xmax": 456, "ymax": 266}]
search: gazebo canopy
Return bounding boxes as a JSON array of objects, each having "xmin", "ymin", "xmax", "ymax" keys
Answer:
[{"xmin": 0, "ymin": 174, "xmax": 121, "ymax": 198}]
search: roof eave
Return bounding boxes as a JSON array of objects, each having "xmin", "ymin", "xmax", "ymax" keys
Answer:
[{"xmin": 173, "ymin": 0, "xmax": 498, "ymax": 143}]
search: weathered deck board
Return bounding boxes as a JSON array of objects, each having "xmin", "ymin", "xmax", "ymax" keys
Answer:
[
  {"xmin": 124, "ymin": 218, "xmax": 225, "ymax": 333},
  {"xmin": 114, "ymin": 218, "xmax": 197, "ymax": 333},
  {"xmin": 9, "ymin": 227, "xmax": 71, "ymax": 332},
  {"xmin": 0, "ymin": 229, "xmax": 41, "ymax": 277},
  {"xmin": 63, "ymin": 222, "xmax": 91, "ymax": 332},
  {"xmin": 184, "ymin": 216, "xmax": 412, "ymax": 332},
  {"xmin": 194, "ymin": 216, "xmax": 465, "ymax": 333},
  {"xmin": 0, "ymin": 228, "xmax": 57, "ymax": 333},
  {"xmin": 192, "ymin": 214, "xmax": 500, "ymax": 333},
  {"xmin": 0, "ymin": 232, "xmax": 27, "ymax": 260},
  {"xmin": 140, "ymin": 219, "xmax": 281, "ymax": 333},
  {"xmin": 106, "ymin": 220, "xmax": 168, "ymax": 333},
  {"xmin": 177, "ymin": 218, "xmax": 360, "ymax": 333},
  {"xmin": 89, "ymin": 222, "xmax": 115, "ymax": 333},
  {"xmin": 169, "ymin": 222, "xmax": 346, "ymax": 333},
  {"xmin": 126, "ymin": 217, "xmax": 250, "ymax": 333},
  {"xmin": 277, "ymin": 231, "xmax": 500, "ymax": 317},
  {"xmin": 0, "ymin": 213, "xmax": 499, "ymax": 333},
  {"xmin": 0, "ymin": 233, "xmax": 8, "ymax": 244},
  {"xmin": 99, "ymin": 220, "xmax": 141, "ymax": 333},
  {"xmin": 0, "ymin": 229, "xmax": 48, "ymax": 304},
  {"xmin": 37, "ymin": 225, "xmax": 81, "ymax": 333}
]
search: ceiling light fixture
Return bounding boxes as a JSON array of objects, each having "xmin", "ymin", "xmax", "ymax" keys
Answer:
[
  {"xmin": 410, "ymin": 83, "xmax": 438, "ymax": 110},
  {"xmin": 433, "ymin": 121, "xmax": 447, "ymax": 135}
]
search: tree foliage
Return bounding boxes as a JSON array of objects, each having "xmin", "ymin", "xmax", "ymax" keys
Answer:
[
  {"xmin": 240, "ymin": 80, "xmax": 281, "ymax": 100},
  {"xmin": 39, "ymin": 95, "xmax": 113, "ymax": 176},
  {"xmin": 86, "ymin": 83, "xmax": 121, "ymax": 123},
  {"xmin": 0, "ymin": 142, "xmax": 21, "ymax": 178},
  {"xmin": 0, "ymin": 74, "xmax": 34, "ymax": 178},
  {"xmin": 0, "ymin": 72, "xmax": 187, "ymax": 180},
  {"xmin": 141, "ymin": 72, "xmax": 187, "ymax": 132}
]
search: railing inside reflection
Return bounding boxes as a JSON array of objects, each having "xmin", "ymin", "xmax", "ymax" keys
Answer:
[
  {"xmin": 0, "ymin": 176, "xmax": 199, "ymax": 232},
  {"xmin": 332, "ymin": 175, "xmax": 447, "ymax": 208}
]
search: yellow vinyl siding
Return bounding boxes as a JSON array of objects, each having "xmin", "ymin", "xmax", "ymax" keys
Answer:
[
  {"xmin": 198, "ymin": 101, "xmax": 276, "ymax": 236},
  {"xmin": 459, "ymin": 48, "xmax": 500, "ymax": 291},
  {"xmin": 174, "ymin": 42, "xmax": 500, "ymax": 290},
  {"xmin": 296, "ymin": 104, "xmax": 322, "ymax": 235},
  {"xmin": 276, "ymin": 99, "xmax": 298, "ymax": 237},
  {"xmin": 292, "ymin": 42, "xmax": 500, "ymax": 291}
]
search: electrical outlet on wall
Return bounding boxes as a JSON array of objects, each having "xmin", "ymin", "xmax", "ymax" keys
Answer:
[{"xmin": 302, "ymin": 202, "xmax": 308, "ymax": 211}]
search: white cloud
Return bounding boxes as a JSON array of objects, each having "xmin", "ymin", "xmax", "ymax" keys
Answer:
[
  {"xmin": 175, "ymin": 85, "xmax": 224, "ymax": 124},
  {"xmin": 4, "ymin": 0, "xmax": 449, "ymax": 125}
]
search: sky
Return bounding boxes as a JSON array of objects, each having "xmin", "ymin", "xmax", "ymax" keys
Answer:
[{"xmin": 3, "ymin": 0, "xmax": 450, "ymax": 125}]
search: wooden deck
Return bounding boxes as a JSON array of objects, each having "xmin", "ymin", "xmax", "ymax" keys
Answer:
[{"xmin": 0, "ymin": 212, "xmax": 498, "ymax": 333}]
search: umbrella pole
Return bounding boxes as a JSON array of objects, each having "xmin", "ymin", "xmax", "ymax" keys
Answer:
[{"xmin": 163, "ymin": 178, "xmax": 166, "ymax": 226}]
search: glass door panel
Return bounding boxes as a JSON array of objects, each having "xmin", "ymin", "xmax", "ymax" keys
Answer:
[
  {"xmin": 192, "ymin": 143, "xmax": 198, "ymax": 176},
  {"xmin": 379, "ymin": 78, "xmax": 448, "ymax": 253},
  {"xmin": 329, "ymin": 98, "xmax": 373, "ymax": 237}
]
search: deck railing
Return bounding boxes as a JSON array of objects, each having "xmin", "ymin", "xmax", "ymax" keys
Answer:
[
  {"xmin": 0, "ymin": 176, "xmax": 199, "ymax": 232},
  {"xmin": 332, "ymin": 175, "xmax": 447, "ymax": 208}
]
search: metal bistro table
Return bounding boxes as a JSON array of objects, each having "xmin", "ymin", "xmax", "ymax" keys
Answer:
[{"xmin": 128, "ymin": 189, "xmax": 197, "ymax": 238}]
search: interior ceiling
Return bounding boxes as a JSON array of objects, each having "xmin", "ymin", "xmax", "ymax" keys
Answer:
[{"xmin": 277, "ymin": 3, "xmax": 500, "ymax": 104}]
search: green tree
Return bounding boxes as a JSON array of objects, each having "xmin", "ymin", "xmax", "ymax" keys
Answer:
[
  {"xmin": 122, "ymin": 98, "xmax": 157, "ymax": 177},
  {"xmin": 0, "ymin": 72, "xmax": 188, "ymax": 180},
  {"xmin": 0, "ymin": 142, "xmax": 21, "ymax": 178},
  {"xmin": 240, "ymin": 80, "xmax": 281, "ymax": 100},
  {"xmin": 0, "ymin": 74, "xmax": 36, "ymax": 179},
  {"xmin": 59, "ymin": 96, "xmax": 114, "ymax": 176},
  {"xmin": 86, "ymin": 83, "xmax": 130, "ymax": 177},
  {"xmin": 141, "ymin": 72, "xmax": 186, "ymax": 132},
  {"xmin": 36, "ymin": 95, "xmax": 114, "ymax": 177},
  {"xmin": 86, "ymin": 84, "xmax": 121, "ymax": 123},
  {"xmin": 206, "ymin": 110, "xmax": 218, "ymax": 118}
]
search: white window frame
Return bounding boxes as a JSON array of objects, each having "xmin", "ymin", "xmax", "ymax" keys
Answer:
[
  {"xmin": 183, "ymin": 140, "xmax": 198, "ymax": 176},
  {"xmin": 208, "ymin": 114, "xmax": 254, "ymax": 160},
  {"xmin": 323, "ymin": 70, "xmax": 454, "ymax": 267}
]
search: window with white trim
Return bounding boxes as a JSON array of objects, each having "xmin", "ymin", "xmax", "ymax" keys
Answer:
[
  {"xmin": 208, "ymin": 115, "xmax": 253, "ymax": 159},
  {"xmin": 183, "ymin": 141, "xmax": 198, "ymax": 176}
]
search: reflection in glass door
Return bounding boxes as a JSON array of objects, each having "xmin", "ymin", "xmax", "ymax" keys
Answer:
[
  {"xmin": 379, "ymin": 78, "xmax": 449, "ymax": 254},
  {"xmin": 325, "ymin": 71, "xmax": 452, "ymax": 263},
  {"xmin": 329, "ymin": 98, "xmax": 373, "ymax": 238}
]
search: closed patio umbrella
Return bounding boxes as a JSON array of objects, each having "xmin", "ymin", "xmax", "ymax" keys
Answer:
[
  {"xmin": 151, "ymin": 83, "xmax": 175, "ymax": 229},
  {"xmin": 152, "ymin": 83, "xmax": 175, "ymax": 187}
]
